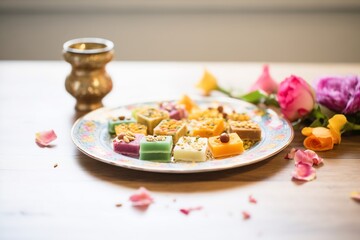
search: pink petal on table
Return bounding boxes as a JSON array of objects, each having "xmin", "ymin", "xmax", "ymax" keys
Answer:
[
  {"xmin": 285, "ymin": 148, "xmax": 298, "ymax": 159},
  {"xmin": 249, "ymin": 195, "xmax": 257, "ymax": 204},
  {"xmin": 304, "ymin": 149, "xmax": 324, "ymax": 166},
  {"xmin": 179, "ymin": 206, "xmax": 203, "ymax": 215},
  {"xmin": 35, "ymin": 130, "xmax": 57, "ymax": 146},
  {"xmin": 350, "ymin": 191, "xmax": 360, "ymax": 201},
  {"xmin": 292, "ymin": 162, "xmax": 316, "ymax": 181},
  {"xmin": 242, "ymin": 211, "xmax": 251, "ymax": 220},
  {"xmin": 129, "ymin": 187, "xmax": 154, "ymax": 207},
  {"xmin": 294, "ymin": 149, "xmax": 323, "ymax": 166}
]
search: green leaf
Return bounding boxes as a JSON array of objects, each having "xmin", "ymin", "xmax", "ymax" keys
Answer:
[{"xmin": 239, "ymin": 90, "xmax": 268, "ymax": 104}]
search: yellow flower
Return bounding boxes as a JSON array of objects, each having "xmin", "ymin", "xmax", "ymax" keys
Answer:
[
  {"xmin": 301, "ymin": 114, "xmax": 347, "ymax": 151},
  {"xmin": 196, "ymin": 70, "xmax": 219, "ymax": 96},
  {"xmin": 327, "ymin": 114, "xmax": 347, "ymax": 144}
]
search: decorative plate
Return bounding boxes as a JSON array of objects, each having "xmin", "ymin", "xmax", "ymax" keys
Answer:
[{"xmin": 71, "ymin": 97, "xmax": 294, "ymax": 173}]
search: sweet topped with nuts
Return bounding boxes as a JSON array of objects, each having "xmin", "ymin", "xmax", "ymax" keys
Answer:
[
  {"xmin": 153, "ymin": 119, "xmax": 187, "ymax": 143},
  {"xmin": 140, "ymin": 135, "xmax": 173, "ymax": 162},
  {"xmin": 136, "ymin": 108, "xmax": 170, "ymax": 135},
  {"xmin": 115, "ymin": 123, "xmax": 147, "ymax": 136},
  {"xmin": 108, "ymin": 116, "xmax": 136, "ymax": 134},
  {"xmin": 226, "ymin": 112, "xmax": 250, "ymax": 121},
  {"xmin": 173, "ymin": 136, "xmax": 208, "ymax": 162},
  {"xmin": 189, "ymin": 118, "xmax": 225, "ymax": 138},
  {"xmin": 113, "ymin": 133, "xmax": 144, "ymax": 158},
  {"xmin": 115, "ymin": 131, "xmax": 136, "ymax": 143},
  {"xmin": 145, "ymin": 135, "xmax": 167, "ymax": 142},
  {"xmin": 229, "ymin": 120, "xmax": 261, "ymax": 141},
  {"xmin": 208, "ymin": 133, "xmax": 244, "ymax": 158}
]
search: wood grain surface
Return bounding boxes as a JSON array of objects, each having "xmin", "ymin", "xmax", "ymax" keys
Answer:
[{"xmin": 0, "ymin": 61, "xmax": 359, "ymax": 240}]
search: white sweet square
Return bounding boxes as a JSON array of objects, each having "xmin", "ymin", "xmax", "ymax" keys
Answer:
[{"xmin": 173, "ymin": 136, "xmax": 208, "ymax": 162}]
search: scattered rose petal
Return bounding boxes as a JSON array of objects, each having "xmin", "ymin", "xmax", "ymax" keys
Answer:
[
  {"xmin": 304, "ymin": 149, "xmax": 323, "ymax": 166},
  {"xmin": 35, "ymin": 130, "xmax": 57, "ymax": 147},
  {"xmin": 179, "ymin": 206, "xmax": 203, "ymax": 215},
  {"xmin": 292, "ymin": 162, "xmax": 316, "ymax": 181},
  {"xmin": 242, "ymin": 211, "xmax": 251, "ymax": 220},
  {"xmin": 129, "ymin": 187, "xmax": 154, "ymax": 207},
  {"xmin": 350, "ymin": 191, "xmax": 360, "ymax": 201},
  {"xmin": 285, "ymin": 148, "xmax": 298, "ymax": 159},
  {"xmin": 249, "ymin": 195, "xmax": 257, "ymax": 204},
  {"xmin": 294, "ymin": 149, "xmax": 323, "ymax": 166}
]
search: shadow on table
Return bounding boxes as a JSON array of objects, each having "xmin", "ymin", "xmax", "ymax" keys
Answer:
[{"xmin": 76, "ymin": 148, "xmax": 290, "ymax": 193}]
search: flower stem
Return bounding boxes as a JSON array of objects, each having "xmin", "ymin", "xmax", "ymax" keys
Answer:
[{"xmin": 217, "ymin": 86, "xmax": 232, "ymax": 96}]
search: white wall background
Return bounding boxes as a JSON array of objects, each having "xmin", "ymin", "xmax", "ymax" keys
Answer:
[{"xmin": 1, "ymin": 0, "xmax": 360, "ymax": 62}]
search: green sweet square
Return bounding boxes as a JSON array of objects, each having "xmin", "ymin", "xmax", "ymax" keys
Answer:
[{"xmin": 139, "ymin": 135, "xmax": 173, "ymax": 162}]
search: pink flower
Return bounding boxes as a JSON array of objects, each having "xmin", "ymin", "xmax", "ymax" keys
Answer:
[
  {"xmin": 129, "ymin": 187, "xmax": 154, "ymax": 207},
  {"xmin": 277, "ymin": 75, "xmax": 315, "ymax": 122},
  {"xmin": 179, "ymin": 206, "xmax": 203, "ymax": 215},
  {"xmin": 292, "ymin": 162, "xmax": 316, "ymax": 181},
  {"xmin": 35, "ymin": 130, "xmax": 57, "ymax": 146},
  {"xmin": 294, "ymin": 149, "xmax": 323, "ymax": 166},
  {"xmin": 316, "ymin": 75, "xmax": 360, "ymax": 114},
  {"xmin": 249, "ymin": 65, "xmax": 279, "ymax": 94}
]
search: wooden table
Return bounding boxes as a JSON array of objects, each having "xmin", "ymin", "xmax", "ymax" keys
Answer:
[{"xmin": 0, "ymin": 61, "xmax": 359, "ymax": 240}]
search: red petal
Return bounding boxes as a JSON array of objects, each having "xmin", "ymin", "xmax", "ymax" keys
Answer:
[
  {"xmin": 35, "ymin": 130, "xmax": 57, "ymax": 146},
  {"xmin": 179, "ymin": 206, "xmax": 203, "ymax": 215},
  {"xmin": 285, "ymin": 148, "xmax": 298, "ymax": 159},
  {"xmin": 129, "ymin": 187, "xmax": 154, "ymax": 207},
  {"xmin": 249, "ymin": 195, "xmax": 257, "ymax": 204},
  {"xmin": 242, "ymin": 211, "xmax": 251, "ymax": 220},
  {"xmin": 292, "ymin": 163, "xmax": 316, "ymax": 181}
]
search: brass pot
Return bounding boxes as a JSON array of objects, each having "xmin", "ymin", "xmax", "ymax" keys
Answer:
[{"xmin": 63, "ymin": 38, "xmax": 114, "ymax": 112}]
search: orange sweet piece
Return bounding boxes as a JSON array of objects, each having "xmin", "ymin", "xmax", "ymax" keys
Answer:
[
  {"xmin": 208, "ymin": 133, "xmax": 244, "ymax": 158},
  {"xmin": 191, "ymin": 118, "xmax": 225, "ymax": 138},
  {"xmin": 178, "ymin": 95, "xmax": 198, "ymax": 112}
]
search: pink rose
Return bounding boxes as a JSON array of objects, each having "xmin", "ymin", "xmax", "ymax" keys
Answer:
[
  {"xmin": 249, "ymin": 65, "xmax": 279, "ymax": 94},
  {"xmin": 277, "ymin": 75, "xmax": 315, "ymax": 121}
]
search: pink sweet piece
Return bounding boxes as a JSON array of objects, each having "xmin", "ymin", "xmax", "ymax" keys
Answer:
[
  {"xmin": 179, "ymin": 206, "xmax": 203, "ymax": 215},
  {"xmin": 294, "ymin": 149, "xmax": 323, "ymax": 166},
  {"xmin": 292, "ymin": 162, "xmax": 316, "ymax": 181},
  {"xmin": 242, "ymin": 211, "xmax": 251, "ymax": 220},
  {"xmin": 35, "ymin": 129, "xmax": 57, "ymax": 146},
  {"xmin": 350, "ymin": 191, "xmax": 360, "ymax": 201},
  {"xmin": 113, "ymin": 134, "xmax": 144, "ymax": 158},
  {"xmin": 285, "ymin": 148, "xmax": 298, "ymax": 159},
  {"xmin": 129, "ymin": 187, "xmax": 154, "ymax": 207},
  {"xmin": 159, "ymin": 102, "xmax": 187, "ymax": 120},
  {"xmin": 249, "ymin": 195, "xmax": 257, "ymax": 204},
  {"xmin": 249, "ymin": 65, "xmax": 279, "ymax": 94}
]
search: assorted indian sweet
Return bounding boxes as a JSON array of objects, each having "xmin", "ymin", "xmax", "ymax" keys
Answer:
[
  {"xmin": 228, "ymin": 120, "xmax": 261, "ymax": 141},
  {"xmin": 108, "ymin": 116, "xmax": 136, "ymax": 134},
  {"xmin": 208, "ymin": 133, "xmax": 244, "ymax": 158},
  {"xmin": 153, "ymin": 119, "xmax": 187, "ymax": 144},
  {"xmin": 136, "ymin": 108, "xmax": 169, "ymax": 135},
  {"xmin": 113, "ymin": 132, "xmax": 144, "ymax": 158},
  {"xmin": 115, "ymin": 123, "xmax": 147, "ymax": 136},
  {"xmin": 140, "ymin": 135, "xmax": 173, "ymax": 162},
  {"xmin": 109, "ymin": 95, "xmax": 262, "ymax": 162},
  {"xmin": 173, "ymin": 136, "xmax": 208, "ymax": 162}
]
